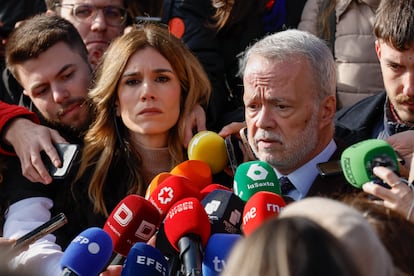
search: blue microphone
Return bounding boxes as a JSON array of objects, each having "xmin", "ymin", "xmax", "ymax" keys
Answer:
[
  {"xmin": 202, "ymin": 233, "xmax": 241, "ymax": 276},
  {"xmin": 60, "ymin": 227, "xmax": 113, "ymax": 276},
  {"xmin": 121, "ymin": 242, "xmax": 168, "ymax": 276}
]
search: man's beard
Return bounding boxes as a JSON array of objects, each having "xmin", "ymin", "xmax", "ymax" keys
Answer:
[
  {"xmin": 252, "ymin": 113, "xmax": 319, "ymax": 172},
  {"xmin": 36, "ymin": 104, "xmax": 92, "ymax": 143}
]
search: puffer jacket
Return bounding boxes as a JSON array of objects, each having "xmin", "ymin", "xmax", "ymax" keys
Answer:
[{"xmin": 298, "ymin": 0, "xmax": 383, "ymax": 109}]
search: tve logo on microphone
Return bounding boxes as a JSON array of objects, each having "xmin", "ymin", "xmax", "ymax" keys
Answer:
[{"xmin": 202, "ymin": 233, "xmax": 241, "ymax": 276}]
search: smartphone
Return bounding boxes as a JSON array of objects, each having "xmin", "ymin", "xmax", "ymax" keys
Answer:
[
  {"xmin": 316, "ymin": 160, "xmax": 342, "ymax": 177},
  {"xmin": 12, "ymin": 213, "xmax": 68, "ymax": 252},
  {"xmin": 42, "ymin": 144, "xmax": 80, "ymax": 179},
  {"xmin": 239, "ymin": 127, "xmax": 257, "ymax": 161},
  {"xmin": 225, "ymin": 135, "xmax": 244, "ymax": 174}
]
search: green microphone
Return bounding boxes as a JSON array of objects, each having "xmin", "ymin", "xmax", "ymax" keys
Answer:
[
  {"xmin": 340, "ymin": 139, "xmax": 399, "ymax": 189},
  {"xmin": 233, "ymin": 160, "xmax": 281, "ymax": 202}
]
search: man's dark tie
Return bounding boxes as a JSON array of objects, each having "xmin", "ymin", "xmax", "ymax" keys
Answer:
[{"xmin": 279, "ymin": 176, "xmax": 295, "ymax": 195}]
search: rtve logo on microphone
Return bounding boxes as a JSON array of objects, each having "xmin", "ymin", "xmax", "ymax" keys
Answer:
[
  {"xmin": 157, "ymin": 186, "xmax": 174, "ymax": 204},
  {"xmin": 113, "ymin": 203, "xmax": 157, "ymax": 241}
]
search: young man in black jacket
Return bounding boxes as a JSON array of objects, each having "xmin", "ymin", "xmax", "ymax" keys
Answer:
[{"xmin": 335, "ymin": 0, "xmax": 414, "ymax": 145}]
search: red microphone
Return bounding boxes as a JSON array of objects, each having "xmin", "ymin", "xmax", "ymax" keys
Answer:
[
  {"xmin": 144, "ymin": 172, "xmax": 173, "ymax": 199},
  {"xmin": 164, "ymin": 197, "xmax": 211, "ymax": 276},
  {"xmin": 148, "ymin": 175, "xmax": 201, "ymax": 218},
  {"xmin": 242, "ymin": 191, "xmax": 286, "ymax": 236},
  {"xmin": 103, "ymin": 194, "xmax": 161, "ymax": 257}
]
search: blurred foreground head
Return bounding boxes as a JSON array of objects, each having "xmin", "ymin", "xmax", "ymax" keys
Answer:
[{"xmin": 279, "ymin": 197, "xmax": 395, "ymax": 276}]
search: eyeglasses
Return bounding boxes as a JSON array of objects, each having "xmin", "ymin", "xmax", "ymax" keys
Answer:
[{"xmin": 55, "ymin": 3, "xmax": 127, "ymax": 27}]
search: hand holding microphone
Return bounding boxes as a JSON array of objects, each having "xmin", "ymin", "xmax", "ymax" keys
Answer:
[{"xmin": 340, "ymin": 139, "xmax": 400, "ymax": 189}]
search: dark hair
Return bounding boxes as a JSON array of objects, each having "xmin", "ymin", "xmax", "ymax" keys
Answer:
[
  {"xmin": 373, "ymin": 0, "xmax": 414, "ymax": 50},
  {"xmin": 343, "ymin": 193, "xmax": 414, "ymax": 275},
  {"xmin": 5, "ymin": 14, "xmax": 89, "ymax": 81}
]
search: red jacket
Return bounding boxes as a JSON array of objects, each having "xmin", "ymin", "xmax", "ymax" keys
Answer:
[{"xmin": 0, "ymin": 101, "xmax": 39, "ymax": 155}]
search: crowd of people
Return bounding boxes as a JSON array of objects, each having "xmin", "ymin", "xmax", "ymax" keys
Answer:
[{"xmin": 0, "ymin": 0, "xmax": 414, "ymax": 275}]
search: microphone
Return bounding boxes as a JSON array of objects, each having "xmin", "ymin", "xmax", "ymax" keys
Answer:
[
  {"xmin": 164, "ymin": 197, "xmax": 211, "ymax": 276},
  {"xmin": 103, "ymin": 194, "xmax": 161, "ymax": 257},
  {"xmin": 145, "ymin": 172, "xmax": 173, "ymax": 199},
  {"xmin": 201, "ymin": 189, "xmax": 245, "ymax": 234},
  {"xmin": 148, "ymin": 175, "xmax": 201, "ymax": 218},
  {"xmin": 202, "ymin": 233, "xmax": 241, "ymax": 276},
  {"xmin": 170, "ymin": 159, "xmax": 212, "ymax": 191},
  {"xmin": 60, "ymin": 227, "xmax": 113, "ymax": 276},
  {"xmin": 200, "ymin": 184, "xmax": 232, "ymax": 200},
  {"xmin": 340, "ymin": 139, "xmax": 400, "ymax": 188},
  {"xmin": 121, "ymin": 242, "xmax": 168, "ymax": 276},
  {"xmin": 188, "ymin": 130, "xmax": 228, "ymax": 174},
  {"xmin": 242, "ymin": 191, "xmax": 286, "ymax": 236},
  {"xmin": 154, "ymin": 222, "xmax": 181, "ymax": 276},
  {"xmin": 233, "ymin": 160, "xmax": 281, "ymax": 201}
]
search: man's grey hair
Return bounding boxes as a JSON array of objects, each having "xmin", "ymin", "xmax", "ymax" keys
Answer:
[{"xmin": 239, "ymin": 29, "xmax": 336, "ymax": 101}]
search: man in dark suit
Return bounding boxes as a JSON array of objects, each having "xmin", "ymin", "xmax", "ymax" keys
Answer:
[{"xmin": 240, "ymin": 29, "xmax": 357, "ymax": 200}]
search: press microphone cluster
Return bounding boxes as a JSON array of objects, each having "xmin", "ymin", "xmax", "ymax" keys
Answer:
[{"xmin": 59, "ymin": 134, "xmax": 293, "ymax": 275}]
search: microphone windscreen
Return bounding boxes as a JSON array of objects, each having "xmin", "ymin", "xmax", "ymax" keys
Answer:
[
  {"xmin": 200, "ymin": 184, "xmax": 232, "ymax": 200},
  {"xmin": 145, "ymin": 172, "xmax": 173, "ymax": 199},
  {"xmin": 121, "ymin": 242, "xmax": 168, "ymax": 276},
  {"xmin": 60, "ymin": 227, "xmax": 113, "ymax": 276},
  {"xmin": 242, "ymin": 191, "xmax": 286, "ymax": 236},
  {"xmin": 188, "ymin": 131, "xmax": 228, "ymax": 174},
  {"xmin": 233, "ymin": 160, "xmax": 281, "ymax": 201},
  {"xmin": 103, "ymin": 194, "xmax": 161, "ymax": 256},
  {"xmin": 340, "ymin": 139, "xmax": 399, "ymax": 188},
  {"xmin": 201, "ymin": 189, "xmax": 245, "ymax": 234},
  {"xmin": 164, "ymin": 197, "xmax": 211, "ymax": 251},
  {"xmin": 202, "ymin": 233, "xmax": 241, "ymax": 276},
  {"xmin": 148, "ymin": 175, "xmax": 201, "ymax": 218},
  {"xmin": 170, "ymin": 159, "xmax": 212, "ymax": 191}
]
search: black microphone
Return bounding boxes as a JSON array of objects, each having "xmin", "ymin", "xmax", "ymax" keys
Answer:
[{"xmin": 201, "ymin": 189, "xmax": 245, "ymax": 234}]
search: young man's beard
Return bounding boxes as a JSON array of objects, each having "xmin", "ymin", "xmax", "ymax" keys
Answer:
[{"xmin": 36, "ymin": 107, "xmax": 92, "ymax": 144}]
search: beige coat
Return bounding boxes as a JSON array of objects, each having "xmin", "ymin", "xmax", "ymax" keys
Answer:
[{"xmin": 298, "ymin": 0, "xmax": 383, "ymax": 109}]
